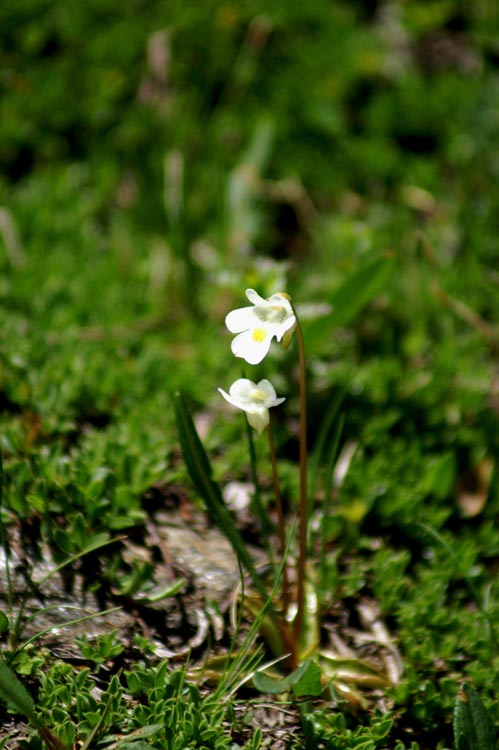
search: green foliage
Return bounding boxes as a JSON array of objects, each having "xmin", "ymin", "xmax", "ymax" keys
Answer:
[
  {"xmin": 253, "ymin": 659, "xmax": 322, "ymax": 698},
  {"xmin": 28, "ymin": 652, "xmax": 260, "ymax": 749},
  {"xmin": 454, "ymin": 684, "xmax": 498, "ymax": 750},
  {"xmin": 174, "ymin": 391, "xmax": 271, "ymax": 608},
  {"xmin": 0, "ymin": 658, "xmax": 37, "ymax": 722},
  {"xmin": 304, "ymin": 255, "xmax": 396, "ymax": 352},
  {"xmin": 75, "ymin": 631, "xmax": 125, "ymax": 670},
  {"xmin": 124, "ymin": 661, "xmax": 260, "ymax": 749},
  {"xmin": 299, "ymin": 708, "xmax": 394, "ymax": 750}
]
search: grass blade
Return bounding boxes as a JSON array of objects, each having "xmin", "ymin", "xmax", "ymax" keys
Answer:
[
  {"xmin": 0, "ymin": 443, "xmax": 3, "ymax": 506},
  {"xmin": 174, "ymin": 392, "xmax": 269, "ymax": 606},
  {"xmin": 454, "ymin": 683, "xmax": 497, "ymax": 750},
  {"xmin": 308, "ymin": 387, "xmax": 345, "ymax": 508},
  {"xmin": 304, "ymin": 255, "xmax": 395, "ymax": 350},
  {"xmin": 0, "ymin": 658, "xmax": 38, "ymax": 724}
]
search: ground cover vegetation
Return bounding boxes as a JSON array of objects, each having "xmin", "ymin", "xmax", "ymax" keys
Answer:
[{"xmin": 1, "ymin": 0, "xmax": 499, "ymax": 747}]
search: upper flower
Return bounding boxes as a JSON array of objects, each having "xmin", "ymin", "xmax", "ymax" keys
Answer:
[
  {"xmin": 218, "ymin": 378, "xmax": 285, "ymax": 435},
  {"xmin": 225, "ymin": 289, "xmax": 296, "ymax": 365}
]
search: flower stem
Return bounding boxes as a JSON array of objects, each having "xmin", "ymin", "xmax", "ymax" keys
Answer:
[
  {"xmin": 246, "ymin": 414, "xmax": 271, "ymax": 537},
  {"xmin": 0, "ymin": 447, "xmax": 13, "ymax": 621},
  {"xmin": 292, "ymin": 305, "xmax": 308, "ymax": 644},
  {"xmin": 266, "ymin": 422, "xmax": 290, "ymax": 616}
]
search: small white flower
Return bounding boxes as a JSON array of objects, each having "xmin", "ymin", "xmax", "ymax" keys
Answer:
[
  {"xmin": 225, "ymin": 289, "xmax": 296, "ymax": 365},
  {"xmin": 218, "ymin": 378, "xmax": 285, "ymax": 435}
]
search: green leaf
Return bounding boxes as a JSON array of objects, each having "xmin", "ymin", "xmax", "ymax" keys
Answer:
[
  {"xmin": 454, "ymin": 683, "xmax": 497, "ymax": 750},
  {"xmin": 0, "ymin": 611, "xmax": 9, "ymax": 635},
  {"xmin": 252, "ymin": 668, "xmax": 292, "ymax": 694},
  {"xmin": 298, "ymin": 579, "xmax": 320, "ymax": 660},
  {"xmin": 420, "ymin": 451, "xmax": 456, "ymax": 499},
  {"xmin": 0, "ymin": 444, "xmax": 3, "ymax": 506},
  {"xmin": 173, "ymin": 392, "xmax": 269, "ymax": 607},
  {"xmin": 53, "ymin": 528, "xmax": 74, "ymax": 555},
  {"xmin": 0, "ymin": 659, "xmax": 38, "ymax": 724},
  {"xmin": 291, "ymin": 660, "xmax": 322, "ymax": 698},
  {"xmin": 304, "ymin": 255, "xmax": 395, "ymax": 349},
  {"xmin": 308, "ymin": 387, "xmax": 345, "ymax": 504},
  {"xmin": 321, "ymin": 652, "xmax": 391, "ymax": 689},
  {"xmin": 72, "ymin": 512, "xmax": 89, "ymax": 549},
  {"xmin": 134, "ymin": 578, "xmax": 186, "ymax": 603},
  {"xmin": 253, "ymin": 659, "xmax": 322, "ymax": 697}
]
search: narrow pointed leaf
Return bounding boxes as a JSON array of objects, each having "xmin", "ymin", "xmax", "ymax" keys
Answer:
[
  {"xmin": 0, "ymin": 611, "xmax": 8, "ymax": 634},
  {"xmin": 454, "ymin": 684, "xmax": 497, "ymax": 750},
  {"xmin": 321, "ymin": 651, "xmax": 391, "ymax": 688},
  {"xmin": 304, "ymin": 255, "xmax": 395, "ymax": 349},
  {"xmin": 298, "ymin": 579, "xmax": 320, "ymax": 660},
  {"xmin": 0, "ymin": 659, "xmax": 38, "ymax": 724},
  {"xmin": 174, "ymin": 392, "xmax": 269, "ymax": 606},
  {"xmin": 308, "ymin": 387, "xmax": 345, "ymax": 503}
]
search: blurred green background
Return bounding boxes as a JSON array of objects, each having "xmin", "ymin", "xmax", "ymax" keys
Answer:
[{"xmin": 2, "ymin": 0, "xmax": 499, "ymax": 483}]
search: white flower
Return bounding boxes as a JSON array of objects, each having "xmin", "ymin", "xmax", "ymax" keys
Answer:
[
  {"xmin": 218, "ymin": 378, "xmax": 285, "ymax": 435},
  {"xmin": 225, "ymin": 289, "xmax": 296, "ymax": 365}
]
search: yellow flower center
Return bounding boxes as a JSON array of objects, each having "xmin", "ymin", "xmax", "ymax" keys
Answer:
[
  {"xmin": 250, "ymin": 388, "xmax": 267, "ymax": 403},
  {"xmin": 252, "ymin": 328, "xmax": 268, "ymax": 342}
]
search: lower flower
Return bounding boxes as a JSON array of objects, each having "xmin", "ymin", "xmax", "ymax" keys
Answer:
[{"xmin": 218, "ymin": 378, "xmax": 285, "ymax": 435}]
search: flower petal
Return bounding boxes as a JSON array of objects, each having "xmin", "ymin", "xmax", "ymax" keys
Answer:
[
  {"xmin": 254, "ymin": 380, "xmax": 286, "ymax": 408},
  {"xmin": 245, "ymin": 288, "xmax": 266, "ymax": 306},
  {"xmin": 230, "ymin": 330, "xmax": 272, "ymax": 365},
  {"xmin": 217, "ymin": 387, "xmax": 240, "ymax": 409},
  {"xmin": 225, "ymin": 306, "xmax": 256, "ymax": 333},
  {"xmin": 264, "ymin": 318, "xmax": 296, "ymax": 342},
  {"xmin": 255, "ymin": 379, "xmax": 277, "ymax": 401},
  {"xmin": 228, "ymin": 378, "xmax": 254, "ymax": 402},
  {"xmin": 218, "ymin": 377, "xmax": 285, "ymax": 434},
  {"xmin": 246, "ymin": 408, "xmax": 269, "ymax": 435},
  {"xmin": 225, "ymin": 289, "xmax": 296, "ymax": 363}
]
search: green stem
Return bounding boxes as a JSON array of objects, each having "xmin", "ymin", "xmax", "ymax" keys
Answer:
[
  {"xmin": 241, "ymin": 366, "xmax": 270, "ymax": 538},
  {"xmin": 292, "ymin": 305, "xmax": 308, "ymax": 644},
  {"xmin": 266, "ymin": 422, "xmax": 290, "ymax": 616},
  {"xmin": 246, "ymin": 412, "xmax": 270, "ymax": 536},
  {"xmin": 320, "ymin": 413, "xmax": 344, "ymax": 591},
  {"xmin": 0, "ymin": 448, "xmax": 13, "ymax": 618},
  {"xmin": 0, "ymin": 519, "xmax": 13, "ymax": 619}
]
